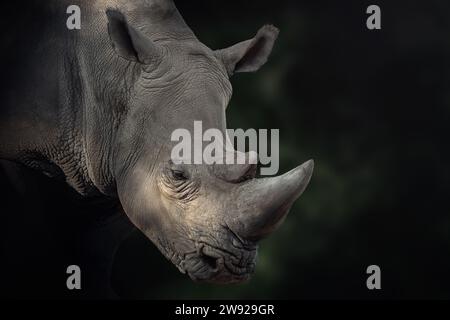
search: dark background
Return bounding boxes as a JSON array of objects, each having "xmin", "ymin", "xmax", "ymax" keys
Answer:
[{"xmin": 1, "ymin": 0, "xmax": 449, "ymax": 299}]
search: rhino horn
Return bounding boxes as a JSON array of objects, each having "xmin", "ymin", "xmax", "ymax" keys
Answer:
[{"xmin": 230, "ymin": 160, "xmax": 314, "ymax": 241}]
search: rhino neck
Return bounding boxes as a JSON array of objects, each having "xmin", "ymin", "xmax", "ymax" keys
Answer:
[
  {"xmin": 0, "ymin": 1, "xmax": 95, "ymax": 196},
  {"xmin": 71, "ymin": 6, "xmax": 141, "ymax": 197},
  {"xmin": 0, "ymin": 1, "xmax": 136, "ymax": 198}
]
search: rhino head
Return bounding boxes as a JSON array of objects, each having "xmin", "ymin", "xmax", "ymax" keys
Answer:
[{"xmin": 105, "ymin": 1, "xmax": 313, "ymax": 283}]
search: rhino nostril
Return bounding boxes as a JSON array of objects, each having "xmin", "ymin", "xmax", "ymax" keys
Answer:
[{"xmin": 201, "ymin": 254, "xmax": 218, "ymax": 269}]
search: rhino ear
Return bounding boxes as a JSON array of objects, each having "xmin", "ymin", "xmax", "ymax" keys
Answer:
[
  {"xmin": 215, "ymin": 25, "xmax": 279, "ymax": 76},
  {"xmin": 106, "ymin": 8, "xmax": 162, "ymax": 64}
]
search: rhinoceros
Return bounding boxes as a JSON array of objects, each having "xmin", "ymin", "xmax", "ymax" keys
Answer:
[{"xmin": 0, "ymin": 0, "xmax": 313, "ymax": 284}]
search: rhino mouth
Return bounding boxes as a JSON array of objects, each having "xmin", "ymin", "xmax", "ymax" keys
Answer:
[
  {"xmin": 186, "ymin": 242, "xmax": 257, "ymax": 283},
  {"xmin": 178, "ymin": 229, "xmax": 258, "ymax": 283}
]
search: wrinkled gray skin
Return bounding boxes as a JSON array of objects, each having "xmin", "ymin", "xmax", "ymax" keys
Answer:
[{"xmin": 0, "ymin": 0, "xmax": 313, "ymax": 283}]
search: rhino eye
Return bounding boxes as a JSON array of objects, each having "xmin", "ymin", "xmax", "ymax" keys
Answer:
[
  {"xmin": 171, "ymin": 169, "xmax": 188, "ymax": 181},
  {"xmin": 160, "ymin": 166, "xmax": 198, "ymax": 202}
]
